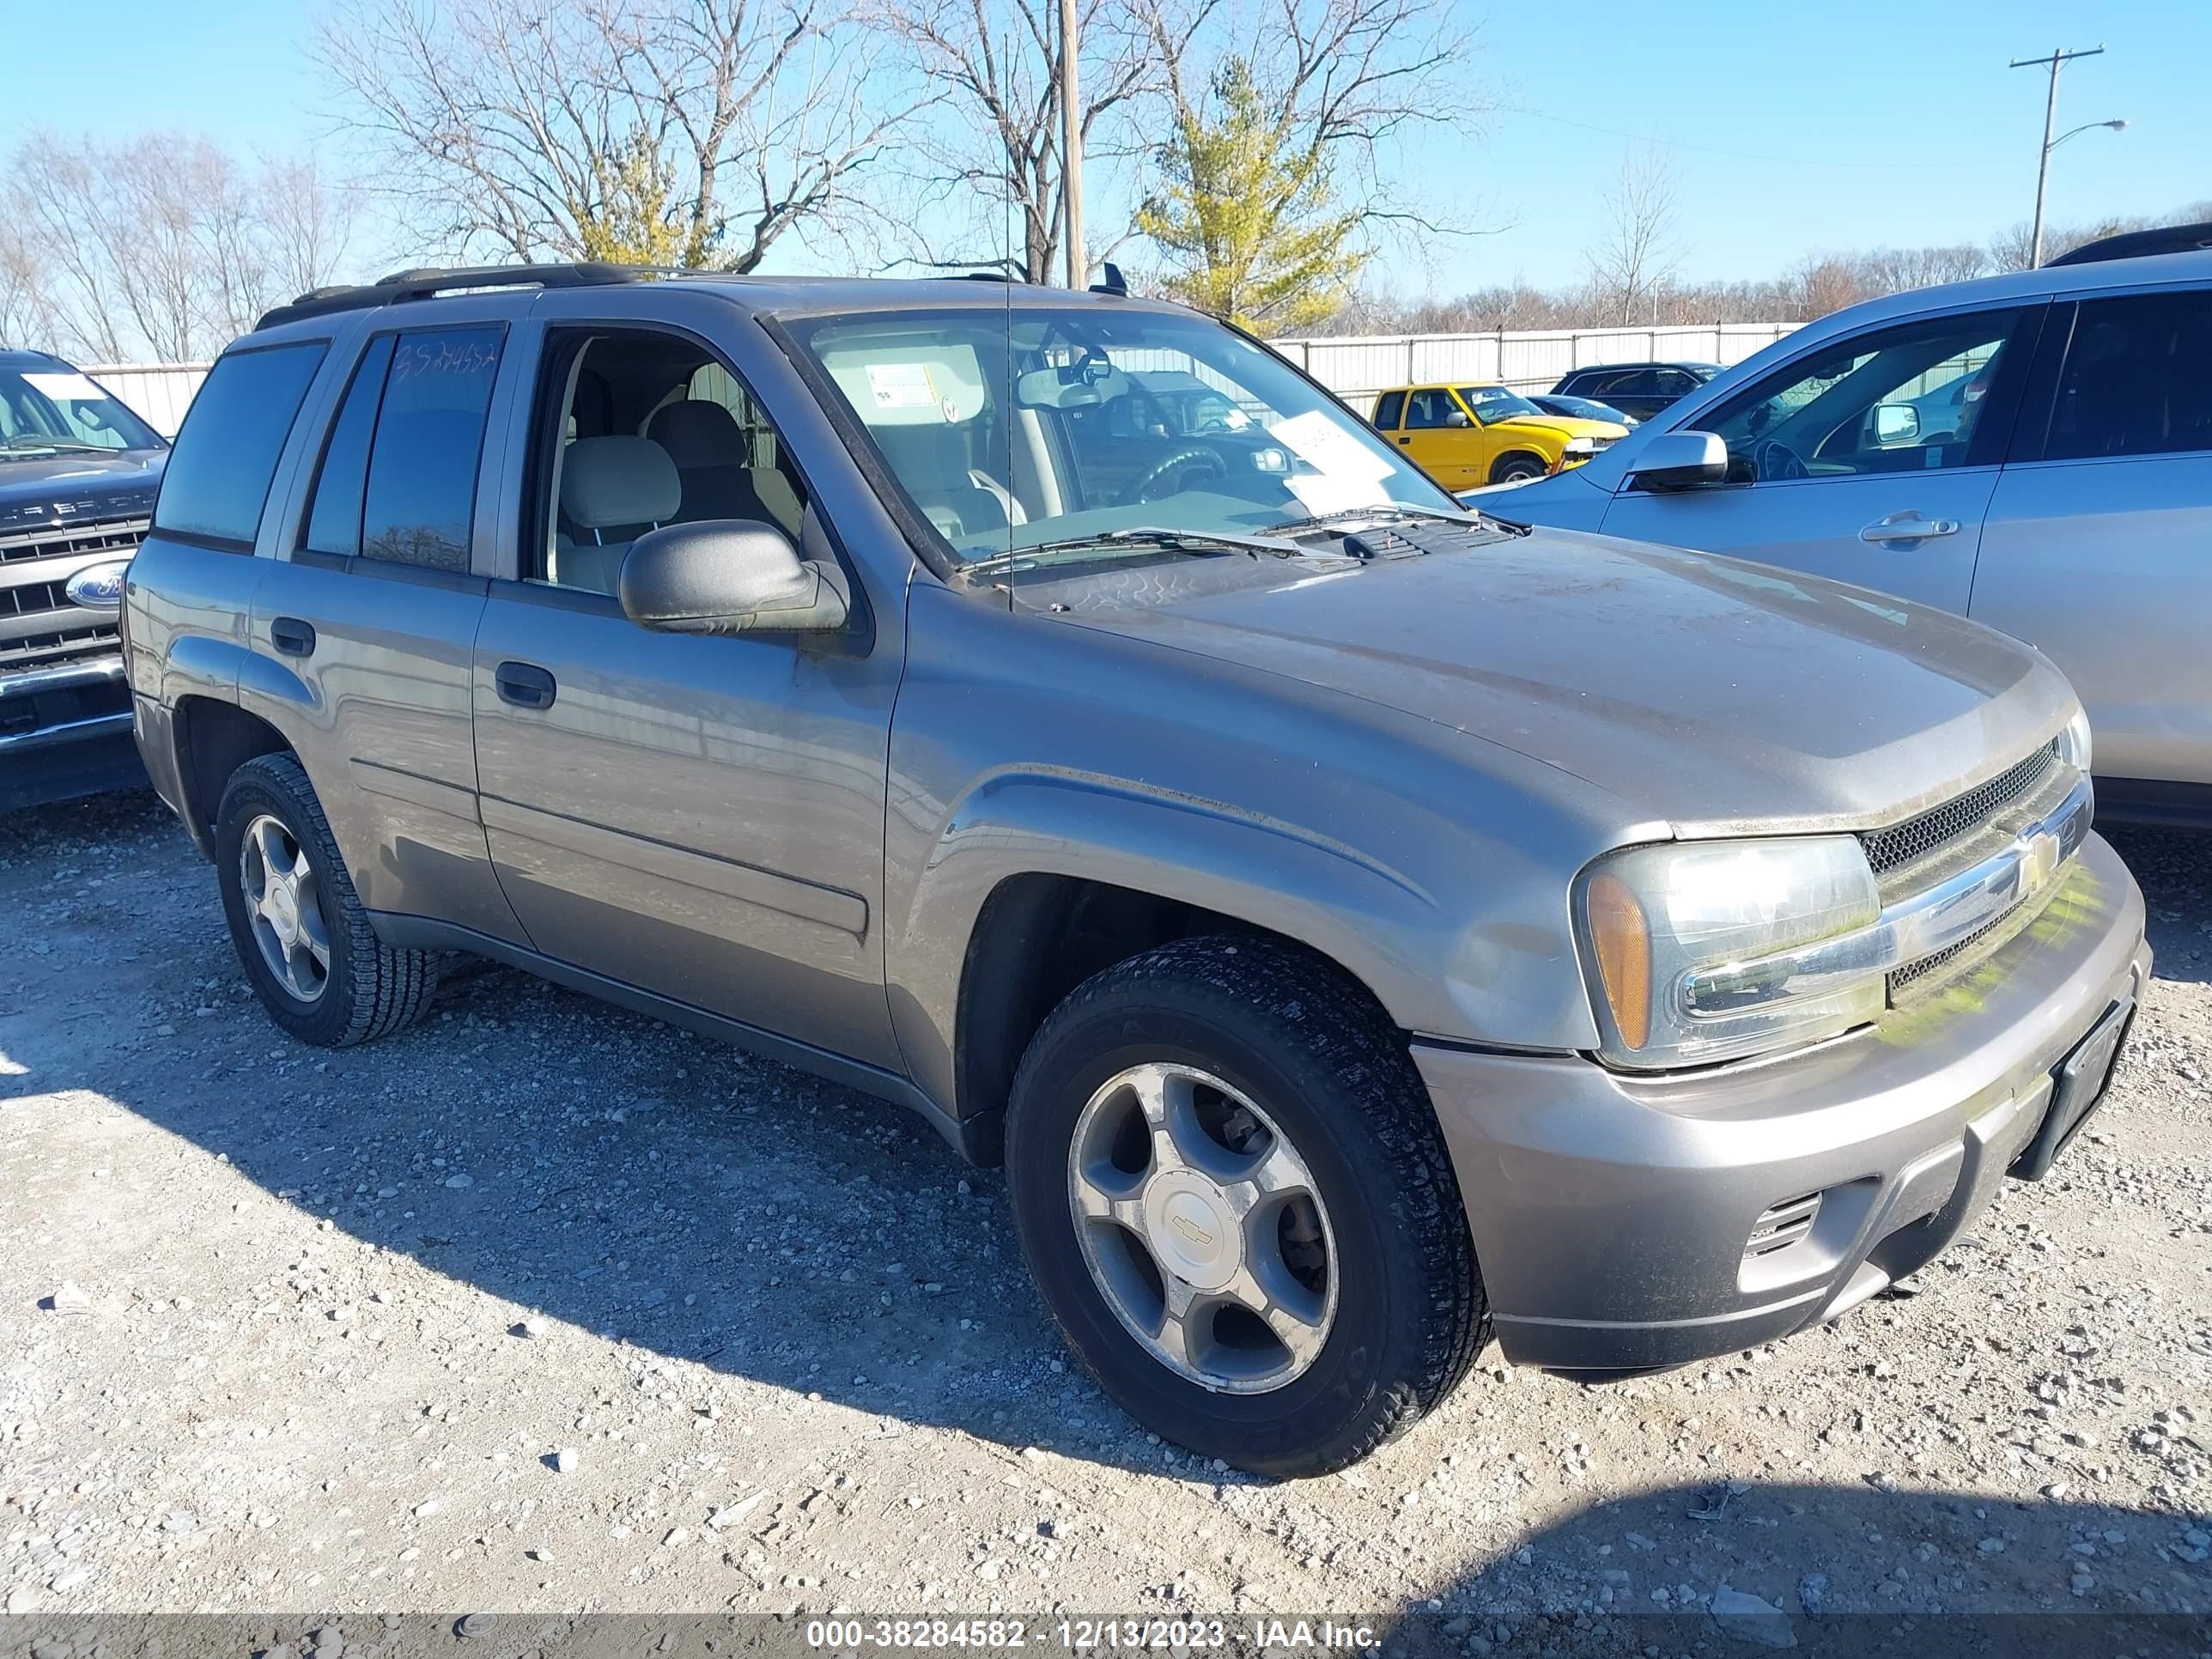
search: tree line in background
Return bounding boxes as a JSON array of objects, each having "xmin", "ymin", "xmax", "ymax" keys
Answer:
[
  {"xmin": 1, "ymin": 142, "xmax": 361, "ymax": 362},
  {"xmin": 2, "ymin": 0, "xmax": 2204, "ymax": 362}
]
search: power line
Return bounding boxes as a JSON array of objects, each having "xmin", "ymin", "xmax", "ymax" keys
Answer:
[{"xmin": 1511, "ymin": 109, "xmax": 1954, "ymax": 172}]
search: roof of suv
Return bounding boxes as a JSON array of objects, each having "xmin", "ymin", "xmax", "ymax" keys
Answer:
[{"xmin": 249, "ymin": 263, "xmax": 1174, "ymax": 342}]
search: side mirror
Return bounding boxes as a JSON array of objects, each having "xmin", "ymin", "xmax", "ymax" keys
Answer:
[
  {"xmin": 1626, "ymin": 430, "xmax": 1729, "ymax": 490},
  {"xmin": 1871, "ymin": 403, "xmax": 1921, "ymax": 446},
  {"xmin": 619, "ymin": 520, "xmax": 848, "ymax": 636},
  {"xmin": 1444, "ymin": 410, "xmax": 1474, "ymax": 428}
]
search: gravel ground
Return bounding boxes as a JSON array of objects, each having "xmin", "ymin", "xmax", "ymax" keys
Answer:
[{"xmin": 3, "ymin": 791, "xmax": 2209, "ymax": 1646}]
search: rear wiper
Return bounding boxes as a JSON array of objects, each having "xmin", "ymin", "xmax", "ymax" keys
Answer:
[{"xmin": 964, "ymin": 526, "xmax": 1319, "ymax": 572}]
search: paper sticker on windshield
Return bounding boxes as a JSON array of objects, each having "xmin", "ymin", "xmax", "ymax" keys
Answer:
[
  {"xmin": 866, "ymin": 362, "xmax": 938, "ymax": 411},
  {"xmin": 1285, "ymin": 471, "xmax": 1391, "ymax": 516},
  {"xmin": 24, "ymin": 372, "xmax": 104, "ymax": 404},
  {"xmin": 1267, "ymin": 410, "xmax": 1394, "ymax": 483}
]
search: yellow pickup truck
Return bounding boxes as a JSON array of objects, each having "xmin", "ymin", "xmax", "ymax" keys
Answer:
[{"xmin": 1370, "ymin": 383, "xmax": 1628, "ymax": 489}]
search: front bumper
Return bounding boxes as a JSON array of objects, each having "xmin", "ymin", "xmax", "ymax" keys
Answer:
[
  {"xmin": 1416, "ymin": 831, "xmax": 2148, "ymax": 1372},
  {"xmin": 0, "ymin": 656, "xmax": 143, "ymax": 812}
]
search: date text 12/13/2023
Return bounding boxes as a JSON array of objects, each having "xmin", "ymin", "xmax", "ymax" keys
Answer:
[{"xmin": 803, "ymin": 1619, "xmax": 1382, "ymax": 1651}]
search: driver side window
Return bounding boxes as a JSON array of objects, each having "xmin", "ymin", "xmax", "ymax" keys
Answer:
[
  {"xmin": 1705, "ymin": 309, "xmax": 2026, "ymax": 483},
  {"xmin": 1403, "ymin": 389, "xmax": 1459, "ymax": 429}
]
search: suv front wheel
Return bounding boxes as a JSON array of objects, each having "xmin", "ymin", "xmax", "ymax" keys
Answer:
[
  {"xmin": 214, "ymin": 754, "xmax": 438, "ymax": 1046},
  {"xmin": 1005, "ymin": 936, "xmax": 1485, "ymax": 1476}
]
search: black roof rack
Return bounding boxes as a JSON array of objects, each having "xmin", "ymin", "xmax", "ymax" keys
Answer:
[
  {"xmin": 254, "ymin": 262, "xmax": 648, "ymax": 331},
  {"xmin": 2046, "ymin": 221, "xmax": 2212, "ymax": 268}
]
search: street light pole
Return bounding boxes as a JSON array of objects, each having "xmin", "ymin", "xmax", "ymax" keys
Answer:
[
  {"xmin": 2008, "ymin": 44, "xmax": 2105, "ymax": 268},
  {"xmin": 1059, "ymin": 0, "xmax": 1085, "ymax": 289}
]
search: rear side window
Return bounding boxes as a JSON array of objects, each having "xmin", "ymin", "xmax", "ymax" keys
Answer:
[
  {"xmin": 2045, "ymin": 289, "xmax": 2212, "ymax": 461},
  {"xmin": 296, "ymin": 325, "xmax": 502, "ymax": 571},
  {"xmin": 154, "ymin": 343, "xmax": 327, "ymax": 548},
  {"xmin": 1372, "ymin": 390, "xmax": 1406, "ymax": 429},
  {"xmin": 301, "ymin": 335, "xmax": 397, "ymax": 556}
]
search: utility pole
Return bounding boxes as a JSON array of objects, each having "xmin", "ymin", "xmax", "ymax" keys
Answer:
[
  {"xmin": 1059, "ymin": 0, "xmax": 1086, "ymax": 289},
  {"xmin": 2009, "ymin": 44, "xmax": 2105, "ymax": 268}
]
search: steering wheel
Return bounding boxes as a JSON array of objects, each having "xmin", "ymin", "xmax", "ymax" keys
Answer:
[
  {"xmin": 1117, "ymin": 445, "xmax": 1227, "ymax": 505},
  {"xmin": 1748, "ymin": 438, "xmax": 1808, "ymax": 482}
]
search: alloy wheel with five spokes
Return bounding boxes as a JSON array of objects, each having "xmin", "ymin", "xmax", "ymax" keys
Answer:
[
  {"xmin": 1067, "ymin": 1060, "xmax": 1335, "ymax": 1394},
  {"xmin": 238, "ymin": 812, "xmax": 331, "ymax": 1005}
]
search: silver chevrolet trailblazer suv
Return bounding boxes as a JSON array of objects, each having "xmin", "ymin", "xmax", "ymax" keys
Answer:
[{"xmin": 126, "ymin": 264, "xmax": 2148, "ymax": 1476}]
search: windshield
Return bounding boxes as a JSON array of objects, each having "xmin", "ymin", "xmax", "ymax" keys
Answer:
[
  {"xmin": 787, "ymin": 306, "xmax": 1456, "ymax": 562},
  {"xmin": 1456, "ymin": 386, "xmax": 1545, "ymax": 423},
  {"xmin": 0, "ymin": 365, "xmax": 164, "ymax": 454}
]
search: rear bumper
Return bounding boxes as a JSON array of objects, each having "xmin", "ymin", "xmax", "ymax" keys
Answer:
[
  {"xmin": 0, "ymin": 657, "xmax": 143, "ymax": 811},
  {"xmin": 1415, "ymin": 831, "xmax": 2149, "ymax": 1372}
]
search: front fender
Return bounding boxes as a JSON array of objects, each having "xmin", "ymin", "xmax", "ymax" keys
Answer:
[{"xmin": 884, "ymin": 764, "xmax": 1601, "ymax": 1121}]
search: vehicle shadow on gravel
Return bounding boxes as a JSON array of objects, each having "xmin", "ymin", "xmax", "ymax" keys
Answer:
[
  {"xmin": 1378, "ymin": 1477, "xmax": 2212, "ymax": 1658},
  {"xmin": 0, "ymin": 792, "xmax": 1193, "ymax": 1480},
  {"xmin": 6, "ymin": 796, "xmax": 2211, "ymax": 1491}
]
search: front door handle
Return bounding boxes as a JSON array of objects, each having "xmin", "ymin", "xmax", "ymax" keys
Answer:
[
  {"xmin": 1397, "ymin": 436, "xmax": 1413, "ymax": 446},
  {"xmin": 270, "ymin": 617, "xmax": 316, "ymax": 656},
  {"xmin": 495, "ymin": 660, "xmax": 557, "ymax": 709},
  {"xmin": 1860, "ymin": 512, "xmax": 1960, "ymax": 545}
]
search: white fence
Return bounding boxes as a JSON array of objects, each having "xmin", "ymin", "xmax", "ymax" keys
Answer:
[
  {"xmin": 87, "ymin": 321, "xmax": 1801, "ymax": 438},
  {"xmin": 1273, "ymin": 322, "xmax": 1801, "ymax": 408},
  {"xmin": 85, "ymin": 363, "xmax": 210, "ymax": 437}
]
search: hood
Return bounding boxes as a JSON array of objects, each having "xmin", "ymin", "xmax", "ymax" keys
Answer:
[
  {"xmin": 1064, "ymin": 529, "xmax": 2077, "ymax": 837},
  {"xmin": 1501, "ymin": 415, "xmax": 1622, "ymax": 443},
  {"xmin": 0, "ymin": 447, "xmax": 167, "ymax": 534}
]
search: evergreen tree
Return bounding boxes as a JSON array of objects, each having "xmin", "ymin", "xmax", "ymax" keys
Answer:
[{"xmin": 1137, "ymin": 58, "xmax": 1369, "ymax": 335}]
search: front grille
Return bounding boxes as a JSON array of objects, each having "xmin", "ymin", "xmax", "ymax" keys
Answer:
[
  {"xmin": 1861, "ymin": 742, "xmax": 2059, "ymax": 878},
  {"xmin": 1745, "ymin": 1193, "xmax": 1821, "ymax": 1260},
  {"xmin": 0, "ymin": 515, "xmax": 143, "ymax": 672},
  {"xmin": 0, "ymin": 515, "xmax": 147, "ymax": 567}
]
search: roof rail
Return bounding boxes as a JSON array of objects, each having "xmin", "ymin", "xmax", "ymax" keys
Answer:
[
  {"xmin": 254, "ymin": 262, "xmax": 648, "ymax": 331},
  {"xmin": 2046, "ymin": 221, "xmax": 2212, "ymax": 268}
]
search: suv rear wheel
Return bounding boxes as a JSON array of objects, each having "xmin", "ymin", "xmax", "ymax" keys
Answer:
[
  {"xmin": 1005, "ymin": 936, "xmax": 1484, "ymax": 1475},
  {"xmin": 214, "ymin": 754, "xmax": 438, "ymax": 1046}
]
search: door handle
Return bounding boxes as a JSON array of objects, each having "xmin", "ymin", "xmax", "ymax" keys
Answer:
[
  {"xmin": 1859, "ymin": 513, "xmax": 1960, "ymax": 544},
  {"xmin": 494, "ymin": 660, "xmax": 557, "ymax": 710},
  {"xmin": 270, "ymin": 617, "xmax": 316, "ymax": 657},
  {"xmin": 1397, "ymin": 436, "xmax": 1413, "ymax": 446}
]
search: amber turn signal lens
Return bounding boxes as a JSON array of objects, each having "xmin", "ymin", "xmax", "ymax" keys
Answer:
[{"xmin": 1585, "ymin": 871, "xmax": 1652, "ymax": 1051}]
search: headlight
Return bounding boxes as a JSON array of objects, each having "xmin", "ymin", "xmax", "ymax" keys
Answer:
[
  {"xmin": 2057, "ymin": 706, "xmax": 2093, "ymax": 774},
  {"xmin": 1562, "ymin": 436, "xmax": 1595, "ymax": 455},
  {"xmin": 1577, "ymin": 837, "xmax": 1883, "ymax": 1070}
]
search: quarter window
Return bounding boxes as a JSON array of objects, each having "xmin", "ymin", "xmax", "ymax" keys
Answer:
[
  {"xmin": 1372, "ymin": 390, "xmax": 1406, "ymax": 430},
  {"xmin": 154, "ymin": 343, "xmax": 327, "ymax": 548},
  {"xmin": 1703, "ymin": 310, "xmax": 2026, "ymax": 483},
  {"xmin": 2045, "ymin": 289, "xmax": 2212, "ymax": 461}
]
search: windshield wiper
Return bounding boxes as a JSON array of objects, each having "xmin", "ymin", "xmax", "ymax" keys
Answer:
[
  {"xmin": 964, "ymin": 525, "xmax": 1319, "ymax": 573},
  {"xmin": 0, "ymin": 436, "xmax": 109, "ymax": 454},
  {"xmin": 1276, "ymin": 502, "xmax": 1534, "ymax": 542}
]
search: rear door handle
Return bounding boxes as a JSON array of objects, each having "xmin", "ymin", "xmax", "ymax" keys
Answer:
[
  {"xmin": 1860, "ymin": 512, "xmax": 1960, "ymax": 544},
  {"xmin": 495, "ymin": 660, "xmax": 557, "ymax": 709},
  {"xmin": 270, "ymin": 617, "xmax": 316, "ymax": 657}
]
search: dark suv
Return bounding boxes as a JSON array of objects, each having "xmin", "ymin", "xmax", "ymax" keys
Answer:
[
  {"xmin": 1549, "ymin": 361, "xmax": 1719, "ymax": 422},
  {"xmin": 1, "ymin": 349, "xmax": 167, "ymax": 810}
]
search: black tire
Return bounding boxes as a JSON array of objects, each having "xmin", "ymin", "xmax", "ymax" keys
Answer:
[
  {"xmin": 214, "ymin": 753, "xmax": 437, "ymax": 1047},
  {"xmin": 1491, "ymin": 452, "xmax": 1549, "ymax": 484},
  {"xmin": 1005, "ymin": 936, "xmax": 1485, "ymax": 1477}
]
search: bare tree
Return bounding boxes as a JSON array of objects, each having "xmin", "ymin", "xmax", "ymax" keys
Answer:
[
  {"xmin": 258, "ymin": 155, "xmax": 364, "ymax": 303},
  {"xmin": 867, "ymin": 0, "xmax": 1164, "ymax": 283},
  {"xmin": 1584, "ymin": 143, "xmax": 1680, "ymax": 325},
  {"xmin": 314, "ymin": 0, "xmax": 917, "ymax": 271},
  {"xmin": 0, "ymin": 131, "xmax": 363, "ymax": 361}
]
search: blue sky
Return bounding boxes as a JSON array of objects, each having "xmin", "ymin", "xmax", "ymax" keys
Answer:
[{"xmin": 7, "ymin": 0, "xmax": 2207, "ymax": 295}]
